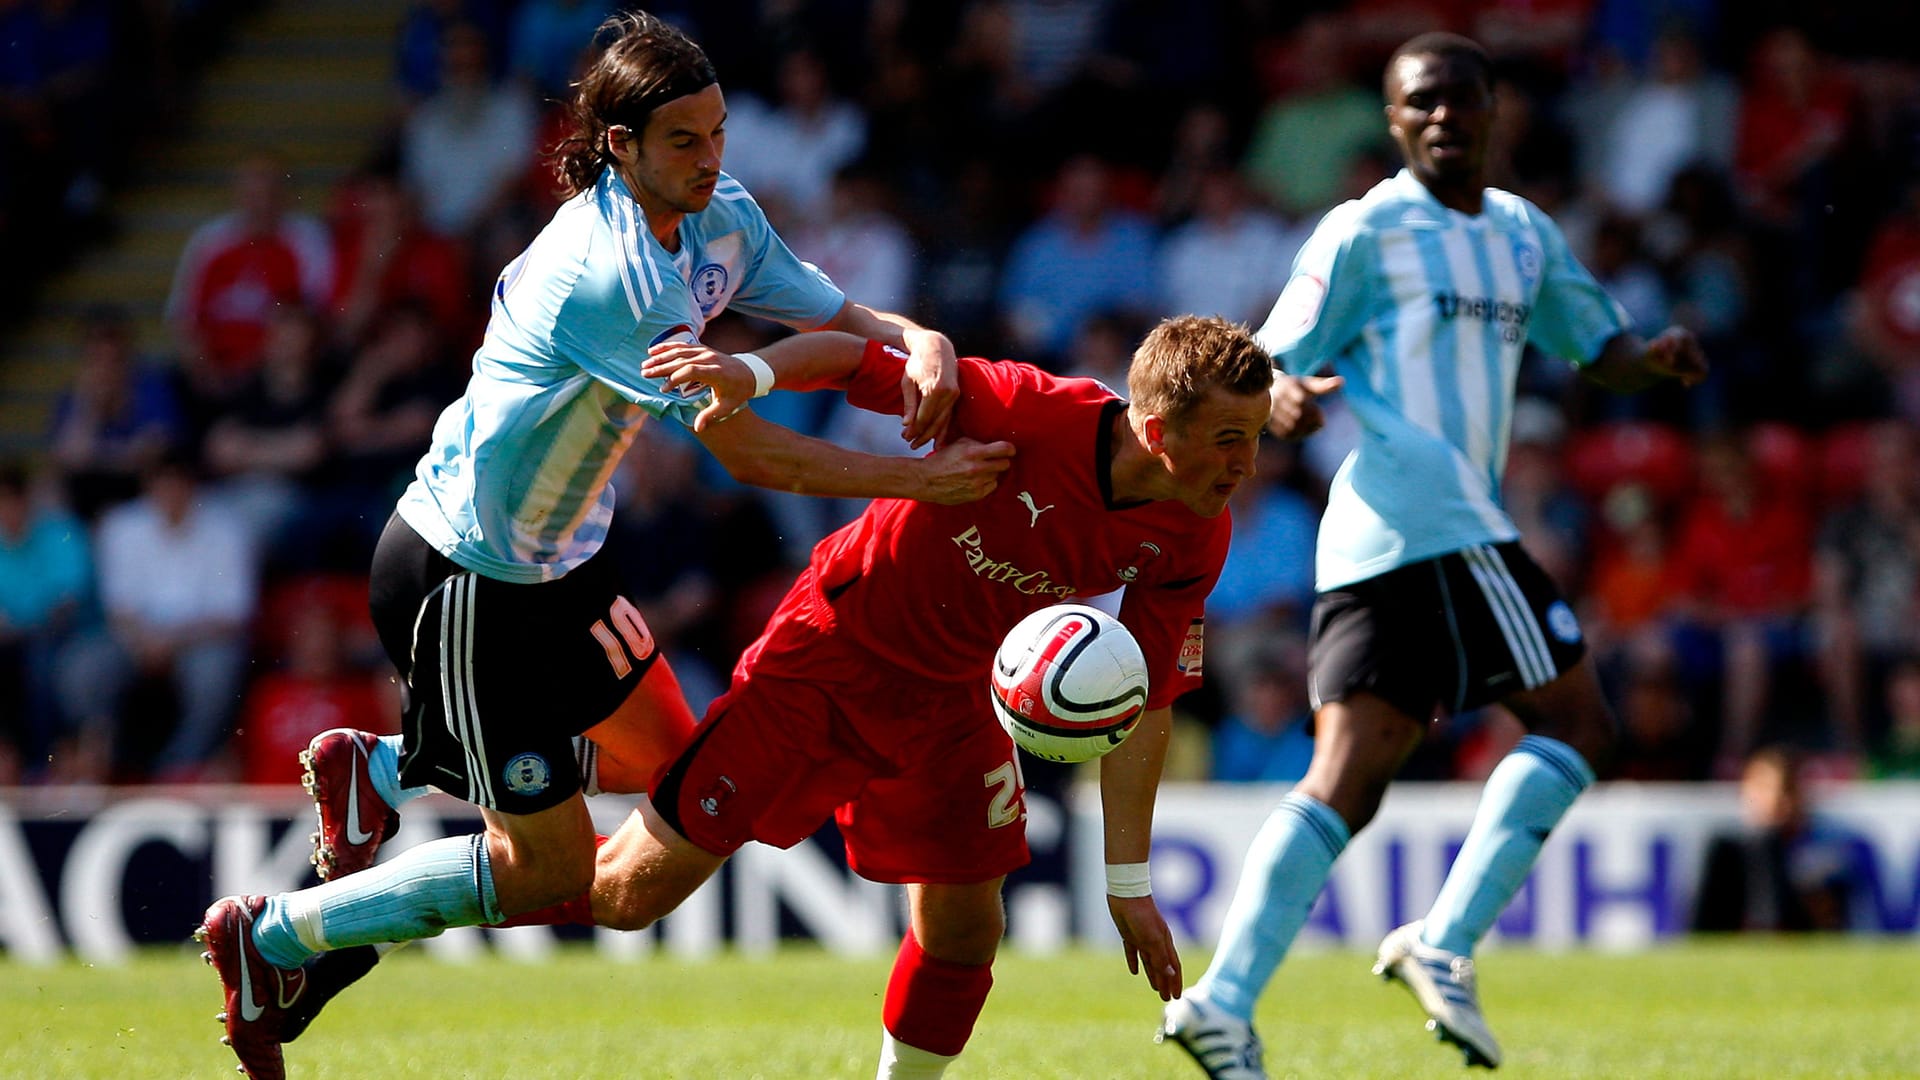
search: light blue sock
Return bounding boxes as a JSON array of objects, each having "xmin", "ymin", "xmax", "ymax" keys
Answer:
[
  {"xmin": 1194, "ymin": 792, "xmax": 1351, "ymax": 1022},
  {"xmin": 1423, "ymin": 735, "xmax": 1595, "ymax": 956},
  {"xmin": 252, "ymin": 834, "xmax": 501, "ymax": 968},
  {"xmin": 369, "ymin": 733, "xmax": 433, "ymax": 809}
]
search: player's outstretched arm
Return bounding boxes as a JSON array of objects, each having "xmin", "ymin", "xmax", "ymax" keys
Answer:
[
  {"xmin": 818, "ymin": 301, "xmax": 959, "ymax": 449},
  {"xmin": 1582, "ymin": 327, "xmax": 1709, "ymax": 394},
  {"xmin": 642, "ymin": 331, "xmax": 877, "ymax": 406},
  {"xmin": 694, "ymin": 405, "xmax": 1013, "ymax": 504},
  {"xmin": 1267, "ymin": 372, "xmax": 1345, "ymax": 440},
  {"xmin": 1098, "ymin": 705, "xmax": 1184, "ymax": 1001}
]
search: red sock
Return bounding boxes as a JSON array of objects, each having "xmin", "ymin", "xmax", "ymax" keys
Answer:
[
  {"xmin": 490, "ymin": 834, "xmax": 608, "ymax": 928},
  {"xmin": 492, "ymin": 891, "xmax": 595, "ymax": 927},
  {"xmin": 882, "ymin": 929, "xmax": 994, "ymax": 1057}
]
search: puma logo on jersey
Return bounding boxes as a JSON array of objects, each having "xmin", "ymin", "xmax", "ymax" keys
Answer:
[{"xmin": 1016, "ymin": 491, "xmax": 1054, "ymax": 527}]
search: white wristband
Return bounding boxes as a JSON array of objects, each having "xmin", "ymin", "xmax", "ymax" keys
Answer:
[
  {"xmin": 1105, "ymin": 861, "xmax": 1152, "ymax": 898},
  {"xmin": 736, "ymin": 352, "xmax": 775, "ymax": 398}
]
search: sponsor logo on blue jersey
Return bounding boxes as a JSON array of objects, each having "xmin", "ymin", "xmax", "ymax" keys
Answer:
[{"xmin": 1432, "ymin": 292, "xmax": 1532, "ymax": 344}]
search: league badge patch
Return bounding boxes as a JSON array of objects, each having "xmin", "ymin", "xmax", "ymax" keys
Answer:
[
  {"xmin": 1177, "ymin": 618, "xmax": 1206, "ymax": 677},
  {"xmin": 503, "ymin": 753, "xmax": 552, "ymax": 797}
]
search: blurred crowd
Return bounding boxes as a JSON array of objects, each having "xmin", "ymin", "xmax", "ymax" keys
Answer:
[
  {"xmin": 0, "ymin": 0, "xmax": 263, "ymax": 319},
  {"xmin": 4, "ymin": 0, "xmax": 1920, "ymax": 790}
]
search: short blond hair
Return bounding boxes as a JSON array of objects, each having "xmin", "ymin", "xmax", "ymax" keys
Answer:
[{"xmin": 1127, "ymin": 315, "xmax": 1274, "ymax": 424}]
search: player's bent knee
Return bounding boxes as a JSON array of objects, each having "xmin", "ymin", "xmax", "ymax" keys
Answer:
[
  {"xmin": 915, "ymin": 919, "xmax": 1005, "ymax": 965},
  {"xmin": 909, "ymin": 882, "xmax": 1007, "ymax": 964}
]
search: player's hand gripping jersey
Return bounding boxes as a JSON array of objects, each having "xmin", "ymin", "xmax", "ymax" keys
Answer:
[
  {"xmin": 748, "ymin": 341, "xmax": 1228, "ymax": 711},
  {"xmin": 1259, "ymin": 170, "xmax": 1631, "ymax": 591},
  {"xmin": 398, "ymin": 170, "xmax": 844, "ymax": 582}
]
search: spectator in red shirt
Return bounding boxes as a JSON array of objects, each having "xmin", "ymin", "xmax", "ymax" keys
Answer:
[
  {"xmin": 1669, "ymin": 432, "xmax": 1815, "ymax": 774},
  {"xmin": 1734, "ymin": 27, "xmax": 1854, "ymax": 228},
  {"xmin": 327, "ymin": 170, "xmax": 474, "ymax": 350},
  {"xmin": 238, "ymin": 601, "xmax": 392, "ymax": 787},
  {"xmin": 1585, "ymin": 483, "xmax": 1686, "ymax": 642},
  {"xmin": 165, "ymin": 152, "xmax": 334, "ymax": 409}
]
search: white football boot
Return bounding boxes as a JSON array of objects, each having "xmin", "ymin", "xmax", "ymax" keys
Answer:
[
  {"xmin": 1373, "ymin": 921, "xmax": 1502, "ymax": 1068},
  {"xmin": 1156, "ymin": 994, "xmax": 1268, "ymax": 1080}
]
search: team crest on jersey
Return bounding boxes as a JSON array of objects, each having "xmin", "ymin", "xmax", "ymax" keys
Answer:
[
  {"xmin": 502, "ymin": 753, "xmax": 552, "ymax": 797},
  {"xmin": 1511, "ymin": 239, "xmax": 1542, "ymax": 288},
  {"xmin": 1176, "ymin": 618, "xmax": 1206, "ymax": 676},
  {"xmin": 690, "ymin": 264, "xmax": 729, "ymax": 315},
  {"xmin": 1116, "ymin": 541, "xmax": 1163, "ymax": 584}
]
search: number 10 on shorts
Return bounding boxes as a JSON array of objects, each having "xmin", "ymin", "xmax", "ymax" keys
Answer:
[{"xmin": 590, "ymin": 596, "xmax": 656, "ymax": 678}]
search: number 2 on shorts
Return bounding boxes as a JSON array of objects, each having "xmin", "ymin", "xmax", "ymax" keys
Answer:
[{"xmin": 984, "ymin": 757, "xmax": 1026, "ymax": 829}]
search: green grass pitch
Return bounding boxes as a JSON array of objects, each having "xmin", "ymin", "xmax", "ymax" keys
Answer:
[{"xmin": 6, "ymin": 939, "xmax": 1915, "ymax": 1078}]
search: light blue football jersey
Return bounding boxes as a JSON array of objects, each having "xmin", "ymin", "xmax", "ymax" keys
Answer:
[
  {"xmin": 1258, "ymin": 170, "xmax": 1630, "ymax": 592},
  {"xmin": 397, "ymin": 170, "xmax": 845, "ymax": 582}
]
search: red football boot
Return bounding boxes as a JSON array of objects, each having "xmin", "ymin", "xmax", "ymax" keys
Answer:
[
  {"xmin": 299, "ymin": 728, "xmax": 400, "ymax": 881},
  {"xmin": 195, "ymin": 895, "xmax": 306, "ymax": 1080}
]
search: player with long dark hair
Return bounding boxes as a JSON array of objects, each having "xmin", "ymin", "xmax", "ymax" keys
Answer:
[{"xmin": 193, "ymin": 13, "xmax": 1012, "ymax": 1078}]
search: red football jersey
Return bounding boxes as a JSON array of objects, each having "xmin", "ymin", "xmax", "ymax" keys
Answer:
[{"xmin": 768, "ymin": 341, "xmax": 1229, "ymax": 709}]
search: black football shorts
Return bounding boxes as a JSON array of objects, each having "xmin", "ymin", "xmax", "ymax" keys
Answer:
[
  {"xmin": 1306, "ymin": 541, "xmax": 1587, "ymax": 721},
  {"xmin": 368, "ymin": 515, "xmax": 661, "ymax": 814}
]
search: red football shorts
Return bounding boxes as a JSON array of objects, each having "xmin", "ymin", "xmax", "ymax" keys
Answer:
[{"xmin": 651, "ymin": 571, "xmax": 1032, "ymax": 884}]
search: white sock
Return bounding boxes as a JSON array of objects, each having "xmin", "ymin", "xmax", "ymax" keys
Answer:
[{"xmin": 876, "ymin": 1031, "xmax": 957, "ymax": 1079}]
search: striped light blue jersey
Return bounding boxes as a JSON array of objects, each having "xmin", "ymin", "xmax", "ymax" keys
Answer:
[
  {"xmin": 397, "ymin": 170, "xmax": 845, "ymax": 582},
  {"xmin": 1258, "ymin": 170, "xmax": 1630, "ymax": 592}
]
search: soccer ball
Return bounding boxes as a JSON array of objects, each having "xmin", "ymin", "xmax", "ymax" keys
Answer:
[{"xmin": 989, "ymin": 604, "xmax": 1149, "ymax": 763}]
